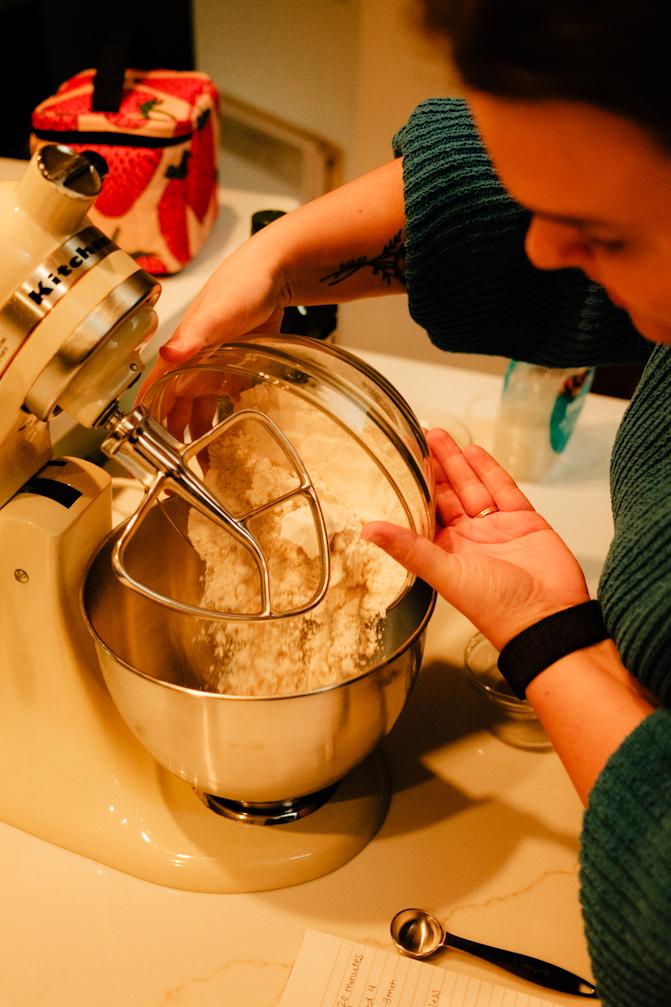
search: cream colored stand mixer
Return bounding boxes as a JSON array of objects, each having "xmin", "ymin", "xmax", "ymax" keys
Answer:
[{"xmin": 0, "ymin": 146, "xmax": 435, "ymax": 893}]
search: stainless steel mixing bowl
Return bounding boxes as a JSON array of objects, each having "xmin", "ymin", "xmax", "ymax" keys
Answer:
[{"xmin": 82, "ymin": 504, "xmax": 435, "ymax": 808}]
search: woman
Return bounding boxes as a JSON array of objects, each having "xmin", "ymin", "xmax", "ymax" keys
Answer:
[{"xmin": 145, "ymin": 3, "xmax": 671, "ymax": 1001}]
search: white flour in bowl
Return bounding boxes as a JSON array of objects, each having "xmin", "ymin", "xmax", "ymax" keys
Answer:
[{"xmin": 187, "ymin": 384, "xmax": 409, "ymax": 696}]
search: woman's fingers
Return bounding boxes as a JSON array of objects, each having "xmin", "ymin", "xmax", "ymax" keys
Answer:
[
  {"xmin": 426, "ymin": 428, "xmax": 461, "ymax": 481},
  {"xmin": 158, "ymin": 243, "xmax": 287, "ymax": 364},
  {"xmin": 164, "ymin": 395, "xmax": 194, "ymax": 441},
  {"xmin": 160, "ymin": 302, "xmax": 231, "ymax": 363},
  {"xmin": 362, "ymin": 522, "xmax": 458, "ymax": 599},
  {"xmin": 463, "ymin": 444, "xmax": 535, "ymax": 512},
  {"xmin": 190, "ymin": 394, "xmax": 219, "ymax": 443},
  {"xmin": 427, "ymin": 428, "xmax": 535, "ymax": 517},
  {"xmin": 435, "ymin": 483, "xmax": 466, "ymax": 525},
  {"xmin": 428, "ymin": 429, "xmax": 495, "ymax": 517},
  {"xmin": 137, "ymin": 354, "xmax": 179, "ymax": 401}
]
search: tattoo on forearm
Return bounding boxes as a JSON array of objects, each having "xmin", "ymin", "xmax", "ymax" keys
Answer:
[{"xmin": 319, "ymin": 231, "xmax": 406, "ymax": 288}]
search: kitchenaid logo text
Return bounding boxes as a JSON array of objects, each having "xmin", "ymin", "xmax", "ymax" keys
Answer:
[
  {"xmin": 0, "ymin": 226, "xmax": 120, "ymax": 367},
  {"xmin": 26, "ymin": 233, "xmax": 114, "ymax": 306}
]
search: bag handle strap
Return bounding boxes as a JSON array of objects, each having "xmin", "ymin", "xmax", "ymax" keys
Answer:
[{"xmin": 92, "ymin": 26, "xmax": 130, "ymax": 112}]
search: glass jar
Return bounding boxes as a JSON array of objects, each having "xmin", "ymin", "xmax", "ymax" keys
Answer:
[{"xmin": 464, "ymin": 633, "xmax": 551, "ymax": 750}]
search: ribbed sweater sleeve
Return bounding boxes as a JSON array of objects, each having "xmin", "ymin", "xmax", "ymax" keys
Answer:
[
  {"xmin": 393, "ymin": 98, "xmax": 651, "ymax": 367},
  {"xmin": 580, "ymin": 708, "xmax": 671, "ymax": 1006},
  {"xmin": 599, "ymin": 345, "xmax": 671, "ymax": 704}
]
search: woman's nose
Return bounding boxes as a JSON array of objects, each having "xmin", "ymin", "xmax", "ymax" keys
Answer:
[{"xmin": 525, "ymin": 217, "xmax": 591, "ymax": 272}]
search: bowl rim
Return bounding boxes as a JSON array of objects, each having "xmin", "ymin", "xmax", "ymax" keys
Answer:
[{"xmin": 80, "ymin": 537, "xmax": 436, "ymax": 703}]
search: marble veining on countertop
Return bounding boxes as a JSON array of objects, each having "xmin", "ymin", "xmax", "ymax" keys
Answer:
[{"xmin": 0, "ymin": 175, "xmax": 621, "ymax": 1006}]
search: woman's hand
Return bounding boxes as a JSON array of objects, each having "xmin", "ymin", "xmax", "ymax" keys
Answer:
[
  {"xmin": 138, "ymin": 238, "xmax": 288, "ymax": 398},
  {"xmin": 363, "ymin": 428, "xmax": 591, "ymax": 650},
  {"xmin": 364, "ymin": 428, "xmax": 657, "ymax": 804}
]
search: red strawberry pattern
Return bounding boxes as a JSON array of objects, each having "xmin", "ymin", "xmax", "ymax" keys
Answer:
[
  {"xmin": 187, "ymin": 108, "xmax": 216, "ymax": 222},
  {"xmin": 143, "ymin": 75, "xmax": 218, "ymax": 107},
  {"xmin": 33, "ymin": 91, "xmax": 91, "ymax": 131},
  {"xmin": 132, "ymin": 252, "xmax": 169, "ymax": 276},
  {"xmin": 33, "ymin": 70, "xmax": 218, "ymax": 273},
  {"xmin": 56, "ymin": 69, "xmax": 95, "ymax": 94},
  {"xmin": 34, "ymin": 85, "xmax": 188, "ymax": 135},
  {"xmin": 158, "ymin": 152, "xmax": 191, "ymax": 264},
  {"xmin": 104, "ymin": 90, "xmax": 180, "ymax": 131},
  {"xmin": 72, "ymin": 143, "xmax": 163, "ymax": 217}
]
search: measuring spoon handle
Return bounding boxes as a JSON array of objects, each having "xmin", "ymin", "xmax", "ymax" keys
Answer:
[{"xmin": 446, "ymin": 932, "xmax": 597, "ymax": 998}]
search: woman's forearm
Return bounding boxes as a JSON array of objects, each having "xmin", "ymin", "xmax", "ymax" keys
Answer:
[
  {"xmin": 153, "ymin": 157, "xmax": 408, "ymax": 370},
  {"xmin": 256, "ymin": 157, "xmax": 408, "ymax": 305},
  {"xmin": 525, "ymin": 640, "xmax": 658, "ymax": 806}
]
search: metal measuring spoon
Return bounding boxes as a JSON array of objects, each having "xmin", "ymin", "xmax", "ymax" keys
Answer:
[{"xmin": 390, "ymin": 908, "xmax": 597, "ymax": 998}]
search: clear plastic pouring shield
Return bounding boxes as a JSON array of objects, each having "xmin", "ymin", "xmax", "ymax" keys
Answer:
[{"xmin": 132, "ymin": 335, "xmax": 434, "ymax": 623}]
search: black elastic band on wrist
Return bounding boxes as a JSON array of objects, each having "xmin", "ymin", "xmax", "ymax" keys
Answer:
[{"xmin": 497, "ymin": 600, "xmax": 609, "ymax": 699}]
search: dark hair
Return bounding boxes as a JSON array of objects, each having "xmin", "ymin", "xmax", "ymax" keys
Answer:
[{"xmin": 419, "ymin": 0, "xmax": 671, "ymax": 148}]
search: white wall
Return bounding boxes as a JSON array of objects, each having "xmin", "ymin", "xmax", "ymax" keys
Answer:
[
  {"xmin": 192, "ymin": 0, "xmax": 359, "ymax": 157},
  {"xmin": 340, "ymin": 0, "xmax": 504, "ymax": 373},
  {"xmin": 193, "ymin": 0, "xmax": 504, "ymax": 375}
]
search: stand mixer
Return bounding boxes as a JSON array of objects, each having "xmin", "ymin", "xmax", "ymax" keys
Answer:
[{"xmin": 0, "ymin": 145, "xmax": 435, "ymax": 892}]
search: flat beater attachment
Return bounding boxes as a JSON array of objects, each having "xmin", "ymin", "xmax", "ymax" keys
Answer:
[{"xmin": 101, "ymin": 406, "xmax": 331, "ymax": 621}]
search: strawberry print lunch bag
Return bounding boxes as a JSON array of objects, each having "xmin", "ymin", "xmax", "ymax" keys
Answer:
[{"xmin": 31, "ymin": 68, "xmax": 219, "ymax": 275}]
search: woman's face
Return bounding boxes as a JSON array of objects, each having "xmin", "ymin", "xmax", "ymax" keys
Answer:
[{"xmin": 468, "ymin": 91, "xmax": 671, "ymax": 344}]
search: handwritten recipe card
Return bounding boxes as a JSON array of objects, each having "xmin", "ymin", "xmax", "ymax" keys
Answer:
[{"xmin": 279, "ymin": 930, "xmax": 561, "ymax": 1007}]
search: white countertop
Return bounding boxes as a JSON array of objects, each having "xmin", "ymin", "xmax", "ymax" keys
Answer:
[
  {"xmin": 0, "ymin": 352, "xmax": 626, "ymax": 1007},
  {"xmin": 0, "ymin": 168, "xmax": 628, "ymax": 1005}
]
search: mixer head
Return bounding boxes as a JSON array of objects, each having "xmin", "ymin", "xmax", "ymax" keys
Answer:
[
  {"xmin": 0, "ymin": 144, "xmax": 161, "ymax": 504},
  {"xmin": 0, "ymin": 148, "xmax": 433, "ymax": 627},
  {"xmin": 0, "ymin": 145, "xmax": 332, "ymax": 621}
]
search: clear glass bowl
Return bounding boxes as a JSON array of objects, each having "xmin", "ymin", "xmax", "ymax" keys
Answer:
[
  {"xmin": 415, "ymin": 405, "xmax": 472, "ymax": 450},
  {"xmin": 138, "ymin": 335, "xmax": 436, "ymax": 615},
  {"xmin": 143, "ymin": 334, "xmax": 435, "ymax": 541},
  {"xmin": 84, "ymin": 334, "xmax": 440, "ymax": 808},
  {"xmin": 464, "ymin": 633, "xmax": 551, "ymax": 751}
]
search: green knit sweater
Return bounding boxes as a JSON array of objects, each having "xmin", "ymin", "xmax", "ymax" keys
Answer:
[{"xmin": 394, "ymin": 98, "xmax": 671, "ymax": 1007}]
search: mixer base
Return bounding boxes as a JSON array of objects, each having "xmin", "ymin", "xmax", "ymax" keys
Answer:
[
  {"xmin": 195, "ymin": 782, "xmax": 339, "ymax": 825},
  {"xmin": 155, "ymin": 751, "xmax": 391, "ymax": 892},
  {"xmin": 0, "ymin": 458, "xmax": 393, "ymax": 895}
]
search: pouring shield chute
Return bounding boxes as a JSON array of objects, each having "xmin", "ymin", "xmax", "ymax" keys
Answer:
[{"xmin": 128, "ymin": 334, "xmax": 435, "ymax": 620}]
